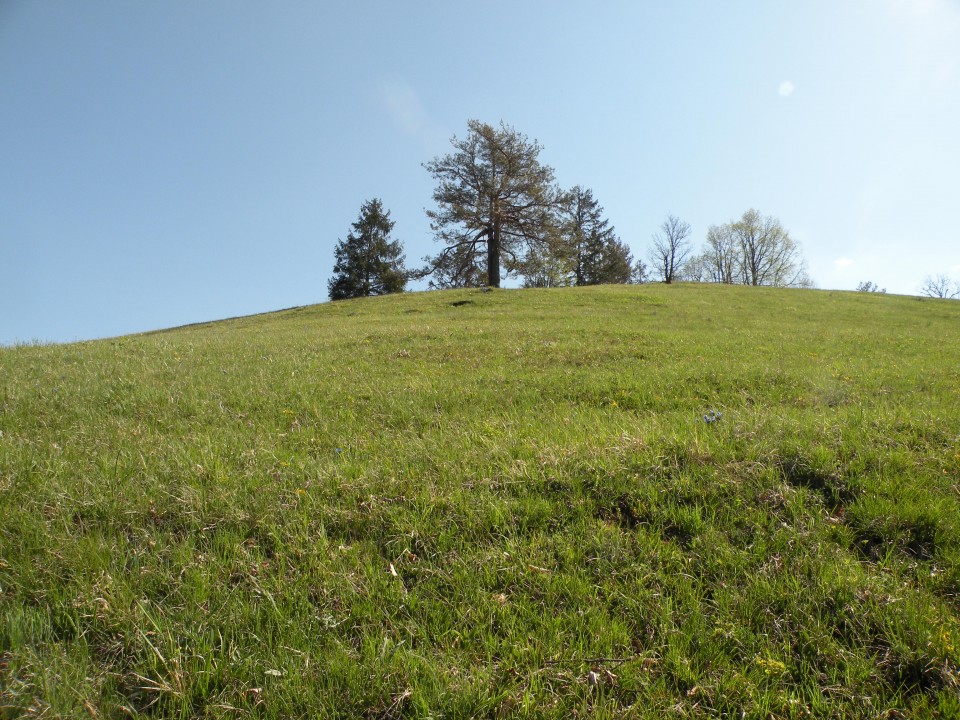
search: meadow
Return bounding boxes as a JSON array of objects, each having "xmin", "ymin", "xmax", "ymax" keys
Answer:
[{"xmin": 1, "ymin": 283, "xmax": 959, "ymax": 718}]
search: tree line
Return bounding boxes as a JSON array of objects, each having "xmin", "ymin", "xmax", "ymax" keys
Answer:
[
  {"xmin": 329, "ymin": 119, "xmax": 952, "ymax": 300},
  {"xmin": 329, "ymin": 120, "xmax": 641, "ymax": 299}
]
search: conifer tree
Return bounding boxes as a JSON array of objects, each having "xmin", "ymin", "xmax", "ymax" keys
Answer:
[
  {"xmin": 562, "ymin": 186, "xmax": 632, "ymax": 285},
  {"xmin": 423, "ymin": 120, "xmax": 566, "ymax": 288},
  {"xmin": 591, "ymin": 235, "xmax": 634, "ymax": 285},
  {"xmin": 328, "ymin": 199, "xmax": 407, "ymax": 300}
]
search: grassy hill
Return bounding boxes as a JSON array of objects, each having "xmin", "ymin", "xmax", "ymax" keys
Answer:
[{"xmin": 2, "ymin": 283, "xmax": 959, "ymax": 718}]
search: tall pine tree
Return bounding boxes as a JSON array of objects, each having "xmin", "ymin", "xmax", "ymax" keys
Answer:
[
  {"xmin": 423, "ymin": 120, "xmax": 566, "ymax": 288},
  {"xmin": 562, "ymin": 187, "xmax": 632, "ymax": 285},
  {"xmin": 328, "ymin": 199, "xmax": 407, "ymax": 300}
]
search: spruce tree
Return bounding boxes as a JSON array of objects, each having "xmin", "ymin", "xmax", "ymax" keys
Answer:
[
  {"xmin": 328, "ymin": 199, "xmax": 407, "ymax": 300},
  {"xmin": 593, "ymin": 235, "xmax": 634, "ymax": 285},
  {"xmin": 563, "ymin": 186, "xmax": 632, "ymax": 285}
]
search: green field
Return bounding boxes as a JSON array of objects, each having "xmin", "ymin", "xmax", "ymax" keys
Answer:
[{"xmin": 2, "ymin": 284, "xmax": 959, "ymax": 718}]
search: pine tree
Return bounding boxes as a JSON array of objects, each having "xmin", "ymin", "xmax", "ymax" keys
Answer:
[
  {"xmin": 423, "ymin": 242, "xmax": 487, "ymax": 289},
  {"xmin": 562, "ymin": 187, "xmax": 632, "ymax": 285},
  {"xmin": 328, "ymin": 199, "xmax": 407, "ymax": 300},
  {"xmin": 593, "ymin": 235, "xmax": 634, "ymax": 285},
  {"xmin": 423, "ymin": 120, "xmax": 566, "ymax": 288}
]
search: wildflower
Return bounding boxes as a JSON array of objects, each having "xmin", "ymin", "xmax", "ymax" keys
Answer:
[
  {"xmin": 755, "ymin": 656, "xmax": 787, "ymax": 675},
  {"xmin": 702, "ymin": 409, "xmax": 722, "ymax": 424}
]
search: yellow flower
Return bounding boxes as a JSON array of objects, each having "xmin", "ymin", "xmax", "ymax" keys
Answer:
[{"xmin": 755, "ymin": 657, "xmax": 787, "ymax": 676}]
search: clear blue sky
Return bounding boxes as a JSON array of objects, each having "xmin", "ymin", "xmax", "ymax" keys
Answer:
[{"xmin": 2, "ymin": 0, "xmax": 958, "ymax": 344}]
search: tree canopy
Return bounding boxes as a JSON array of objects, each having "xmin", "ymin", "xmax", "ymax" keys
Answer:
[
  {"xmin": 562, "ymin": 186, "xmax": 632, "ymax": 285},
  {"xmin": 328, "ymin": 199, "xmax": 407, "ymax": 300},
  {"xmin": 695, "ymin": 210, "xmax": 811, "ymax": 288},
  {"xmin": 422, "ymin": 120, "xmax": 567, "ymax": 288},
  {"xmin": 649, "ymin": 214, "xmax": 692, "ymax": 284}
]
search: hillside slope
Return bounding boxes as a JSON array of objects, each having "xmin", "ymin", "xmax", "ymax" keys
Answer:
[{"xmin": 2, "ymin": 284, "xmax": 959, "ymax": 718}]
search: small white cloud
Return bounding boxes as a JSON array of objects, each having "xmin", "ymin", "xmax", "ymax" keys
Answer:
[
  {"xmin": 381, "ymin": 79, "xmax": 428, "ymax": 135},
  {"xmin": 779, "ymin": 81, "xmax": 795, "ymax": 97},
  {"xmin": 379, "ymin": 78, "xmax": 448, "ymax": 151},
  {"xmin": 834, "ymin": 257, "xmax": 854, "ymax": 267}
]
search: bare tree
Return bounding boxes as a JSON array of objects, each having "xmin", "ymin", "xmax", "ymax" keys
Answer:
[
  {"xmin": 856, "ymin": 281, "xmax": 886, "ymax": 293},
  {"xmin": 682, "ymin": 253, "xmax": 708, "ymax": 282},
  {"xmin": 649, "ymin": 214, "xmax": 692, "ymax": 283},
  {"xmin": 921, "ymin": 274, "xmax": 960, "ymax": 299}
]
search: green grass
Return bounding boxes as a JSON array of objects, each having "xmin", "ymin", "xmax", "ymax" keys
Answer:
[{"xmin": 2, "ymin": 283, "xmax": 959, "ymax": 718}]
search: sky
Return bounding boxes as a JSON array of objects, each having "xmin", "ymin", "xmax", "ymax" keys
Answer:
[{"xmin": 2, "ymin": 0, "xmax": 958, "ymax": 344}]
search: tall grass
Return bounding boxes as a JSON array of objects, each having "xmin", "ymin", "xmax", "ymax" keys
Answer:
[{"xmin": 1, "ymin": 284, "xmax": 959, "ymax": 718}]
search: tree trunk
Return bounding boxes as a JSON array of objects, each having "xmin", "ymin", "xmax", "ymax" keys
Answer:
[{"xmin": 488, "ymin": 223, "xmax": 501, "ymax": 287}]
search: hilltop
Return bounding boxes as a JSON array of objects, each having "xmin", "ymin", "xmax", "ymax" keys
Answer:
[{"xmin": 1, "ymin": 284, "xmax": 959, "ymax": 718}]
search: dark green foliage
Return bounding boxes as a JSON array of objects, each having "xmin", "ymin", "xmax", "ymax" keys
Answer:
[
  {"xmin": 327, "ymin": 199, "xmax": 407, "ymax": 300},
  {"xmin": 561, "ymin": 186, "xmax": 633, "ymax": 285},
  {"xmin": 590, "ymin": 235, "xmax": 634, "ymax": 285}
]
